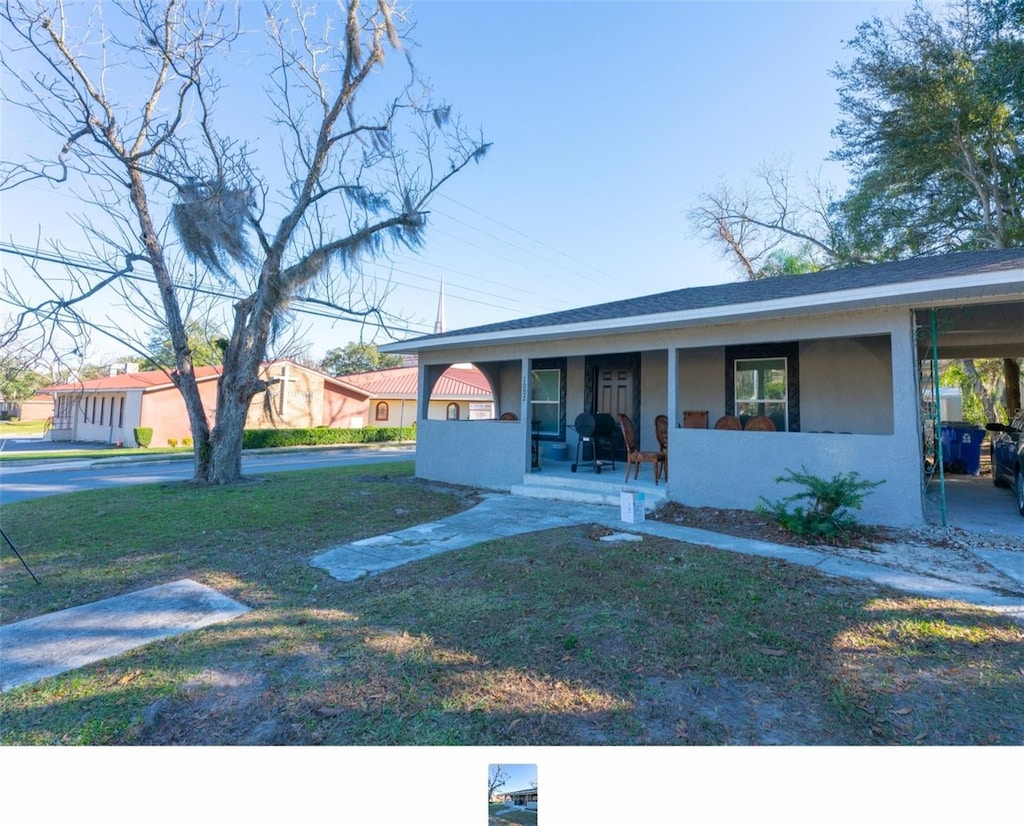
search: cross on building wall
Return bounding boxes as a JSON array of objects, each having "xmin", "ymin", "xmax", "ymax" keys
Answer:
[{"xmin": 277, "ymin": 364, "xmax": 298, "ymax": 415}]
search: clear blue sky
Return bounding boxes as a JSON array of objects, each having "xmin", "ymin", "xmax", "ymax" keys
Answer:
[
  {"xmin": 491, "ymin": 762, "xmax": 538, "ymax": 794},
  {"xmin": 0, "ymin": 0, "xmax": 915, "ymax": 363}
]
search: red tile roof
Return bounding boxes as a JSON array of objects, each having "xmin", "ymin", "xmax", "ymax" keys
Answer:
[
  {"xmin": 339, "ymin": 365, "xmax": 492, "ymax": 399},
  {"xmin": 42, "ymin": 365, "xmax": 223, "ymax": 393}
]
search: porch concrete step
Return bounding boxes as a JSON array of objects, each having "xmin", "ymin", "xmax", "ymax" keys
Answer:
[{"xmin": 510, "ymin": 471, "xmax": 668, "ymax": 512}]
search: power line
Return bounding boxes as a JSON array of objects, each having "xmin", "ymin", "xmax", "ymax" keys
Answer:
[
  {"xmin": 0, "ymin": 241, "xmax": 436, "ymax": 337},
  {"xmin": 437, "ymin": 193, "xmax": 631, "ymax": 294}
]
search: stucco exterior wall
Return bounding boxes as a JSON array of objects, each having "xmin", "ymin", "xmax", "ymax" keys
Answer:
[
  {"xmin": 323, "ymin": 389, "xmax": 369, "ymax": 428},
  {"xmin": 800, "ymin": 335, "xmax": 894, "ymax": 434},
  {"xmin": 123, "ymin": 391, "xmax": 144, "ymax": 442},
  {"xmin": 475, "ymin": 361, "xmax": 521, "ymax": 419},
  {"xmin": 667, "ymin": 429, "xmax": 921, "ymax": 525},
  {"xmin": 72, "ymin": 393, "xmax": 127, "ymax": 444},
  {"xmin": 140, "ymin": 382, "xmax": 218, "ymax": 447},
  {"xmin": 640, "ymin": 350, "xmax": 668, "ymax": 449},
  {"xmin": 415, "ymin": 418, "xmax": 528, "ymax": 488},
  {"xmin": 372, "ymin": 397, "xmax": 417, "ymax": 427},
  {"xmin": 566, "ymin": 356, "xmax": 587, "ymax": 430},
  {"xmin": 676, "ymin": 346, "xmax": 723, "ymax": 426}
]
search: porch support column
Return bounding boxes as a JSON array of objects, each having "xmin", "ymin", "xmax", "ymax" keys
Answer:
[
  {"xmin": 520, "ymin": 357, "xmax": 532, "ymax": 472},
  {"xmin": 892, "ymin": 311, "xmax": 928, "ymax": 524},
  {"xmin": 422, "ymin": 362, "xmax": 450, "ymax": 421},
  {"xmin": 667, "ymin": 345, "xmax": 679, "ymax": 432},
  {"xmin": 417, "ymin": 361, "xmax": 428, "ymax": 420}
]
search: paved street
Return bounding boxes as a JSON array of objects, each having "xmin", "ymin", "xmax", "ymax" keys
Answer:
[{"xmin": 0, "ymin": 443, "xmax": 416, "ymax": 503}]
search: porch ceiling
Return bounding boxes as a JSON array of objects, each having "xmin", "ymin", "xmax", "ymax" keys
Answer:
[{"xmin": 915, "ymin": 301, "xmax": 1024, "ymax": 359}]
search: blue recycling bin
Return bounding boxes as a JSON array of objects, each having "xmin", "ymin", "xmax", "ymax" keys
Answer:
[{"xmin": 940, "ymin": 423, "xmax": 987, "ymax": 476}]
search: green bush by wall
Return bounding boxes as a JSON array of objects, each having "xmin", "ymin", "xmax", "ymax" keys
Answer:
[
  {"xmin": 242, "ymin": 426, "xmax": 416, "ymax": 450},
  {"xmin": 134, "ymin": 427, "xmax": 154, "ymax": 448}
]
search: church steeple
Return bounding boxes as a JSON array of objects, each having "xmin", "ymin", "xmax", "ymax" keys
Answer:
[{"xmin": 433, "ymin": 277, "xmax": 446, "ymax": 334}]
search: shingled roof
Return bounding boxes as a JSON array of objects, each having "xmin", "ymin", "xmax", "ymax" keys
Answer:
[{"xmin": 388, "ymin": 249, "xmax": 1024, "ymax": 349}]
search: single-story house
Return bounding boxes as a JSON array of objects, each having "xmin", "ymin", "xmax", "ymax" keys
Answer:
[
  {"xmin": 333, "ymin": 364, "xmax": 495, "ymax": 427},
  {"xmin": 501, "ymin": 788, "xmax": 538, "ymax": 810},
  {"xmin": 381, "ymin": 249, "xmax": 1024, "ymax": 528},
  {"xmin": 0, "ymin": 392, "xmax": 54, "ymax": 422},
  {"xmin": 41, "ymin": 359, "xmax": 395, "ymax": 447}
]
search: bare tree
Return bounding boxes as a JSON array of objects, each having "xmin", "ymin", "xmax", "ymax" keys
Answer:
[
  {"xmin": 0, "ymin": 0, "xmax": 488, "ymax": 483},
  {"xmin": 689, "ymin": 160, "xmax": 865, "ymax": 280},
  {"xmin": 487, "ymin": 764, "xmax": 510, "ymax": 800}
]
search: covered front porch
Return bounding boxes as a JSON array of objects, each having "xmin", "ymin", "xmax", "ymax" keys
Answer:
[
  {"xmin": 413, "ymin": 306, "xmax": 925, "ymax": 526},
  {"xmin": 415, "ymin": 347, "xmax": 671, "ymax": 493}
]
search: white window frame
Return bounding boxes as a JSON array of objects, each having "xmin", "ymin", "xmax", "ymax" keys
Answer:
[
  {"xmin": 734, "ymin": 357, "xmax": 788, "ymax": 431},
  {"xmin": 530, "ymin": 368, "xmax": 561, "ymax": 437}
]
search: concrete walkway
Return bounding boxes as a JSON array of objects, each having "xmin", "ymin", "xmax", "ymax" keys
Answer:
[
  {"xmin": 311, "ymin": 494, "xmax": 619, "ymax": 580},
  {"xmin": 2, "ymin": 494, "xmax": 1022, "ymax": 694},
  {"xmin": 0, "ymin": 580, "xmax": 249, "ymax": 692},
  {"xmin": 312, "ymin": 493, "xmax": 1024, "ymax": 621}
]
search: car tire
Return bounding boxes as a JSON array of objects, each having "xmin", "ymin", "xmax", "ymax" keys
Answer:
[
  {"xmin": 992, "ymin": 445, "xmax": 1009, "ymax": 487},
  {"xmin": 1016, "ymin": 469, "xmax": 1024, "ymax": 517}
]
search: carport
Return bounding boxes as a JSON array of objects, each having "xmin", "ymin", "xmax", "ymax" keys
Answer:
[
  {"xmin": 926, "ymin": 472, "xmax": 1022, "ymax": 535},
  {"xmin": 916, "ymin": 298, "xmax": 1024, "ymax": 528}
]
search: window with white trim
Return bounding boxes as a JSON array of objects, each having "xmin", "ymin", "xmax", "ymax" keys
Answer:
[
  {"xmin": 734, "ymin": 357, "xmax": 788, "ymax": 431},
  {"xmin": 530, "ymin": 368, "xmax": 561, "ymax": 437}
]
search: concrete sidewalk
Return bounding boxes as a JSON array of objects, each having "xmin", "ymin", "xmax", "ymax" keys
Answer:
[{"xmin": 2, "ymin": 494, "xmax": 1021, "ymax": 694}]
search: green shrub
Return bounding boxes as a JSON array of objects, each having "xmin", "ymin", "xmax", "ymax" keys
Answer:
[
  {"xmin": 167, "ymin": 437, "xmax": 179, "ymax": 447},
  {"xmin": 241, "ymin": 426, "xmax": 416, "ymax": 450},
  {"xmin": 133, "ymin": 427, "xmax": 153, "ymax": 448},
  {"xmin": 182, "ymin": 436, "xmax": 193, "ymax": 447},
  {"xmin": 756, "ymin": 466, "xmax": 884, "ymax": 541}
]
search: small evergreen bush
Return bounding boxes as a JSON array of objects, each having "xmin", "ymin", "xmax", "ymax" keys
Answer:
[
  {"xmin": 167, "ymin": 437, "xmax": 179, "ymax": 447},
  {"xmin": 757, "ymin": 466, "xmax": 884, "ymax": 541},
  {"xmin": 182, "ymin": 436, "xmax": 193, "ymax": 447},
  {"xmin": 133, "ymin": 427, "xmax": 154, "ymax": 448}
]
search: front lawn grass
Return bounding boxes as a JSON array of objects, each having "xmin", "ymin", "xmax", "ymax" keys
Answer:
[
  {"xmin": 0, "ymin": 420, "xmax": 49, "ymax": 436},
  {"xmin": 491, "ymin": 812, "xmax": 538, "ymax": 826},
  {"xmin": 1, "ymin": 461, "xmax": 1021, "ymax": 746}
]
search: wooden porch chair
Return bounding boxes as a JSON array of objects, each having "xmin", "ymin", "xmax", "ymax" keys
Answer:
[
  {"xmin": 744, "ymin": 415, "xmax": 775, "ymax": 431},
  {"xmin": 618, "ymin": 414, "xmax": 664, "ymax": 485},
  {"xmin": 655, "ymin": 414, "xmax": 669, "ymax": 482},
  {"xmin": 499, "ymin": 411, "xmax": 519, "ymax": 421},
  {"xmin": 713, "ymin": 414, "xmax": 742, "ymax": 430}
]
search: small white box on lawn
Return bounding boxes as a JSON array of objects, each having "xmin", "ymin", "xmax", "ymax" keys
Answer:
[{"xmin": 620, "ymin": 490, "xmax": 645, "ymax": 523}]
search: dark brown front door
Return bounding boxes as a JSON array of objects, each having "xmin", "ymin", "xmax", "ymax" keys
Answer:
[{"xmin": 596, "ymin": 365, "xmax": 633, "ymax": 462}]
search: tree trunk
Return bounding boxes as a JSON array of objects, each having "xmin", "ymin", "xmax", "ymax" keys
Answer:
[
  {"xmin": 208, "ymin": 389, "xmax": 248, "ymax": 483},
  {"xmin": 1005, "ymin": 358, "xmax": 1022, "ymax": 418},
  {"xmin": 201, "ymin": 297, "xmax": 272, "ymax": 484},
  {"xmin": 961, "ymin": 359, "xmax": 999, "ymax": 423}
]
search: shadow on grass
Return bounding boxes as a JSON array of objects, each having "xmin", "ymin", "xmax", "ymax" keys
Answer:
[{"xmin": 2, "ymin": 487, "xmax": 1022, "ymax": 746}]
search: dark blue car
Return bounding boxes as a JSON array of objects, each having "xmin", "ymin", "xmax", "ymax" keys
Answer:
[{"xmin": 987, "ymin": 411, "xmax": 1024, "ymax": 516}]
